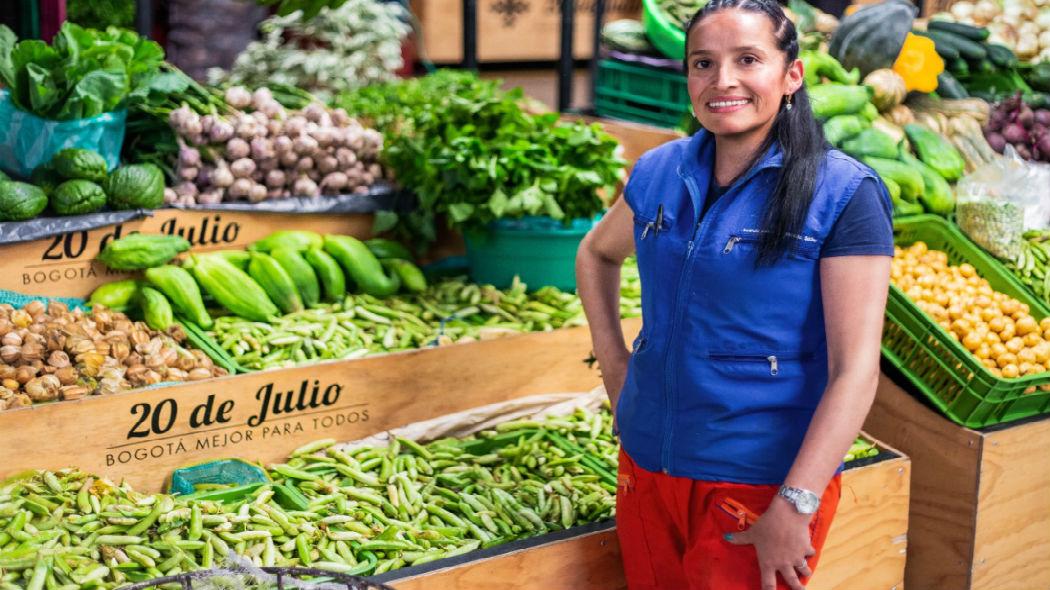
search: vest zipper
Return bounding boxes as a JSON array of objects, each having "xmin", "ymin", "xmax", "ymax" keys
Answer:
[
  {"xmin": 723, "ymin": 236, "xmax": 741, "ymax": 253},
  {"xmin": 768, "ymin": 355, "xmax": 778, "ymax": 376}
]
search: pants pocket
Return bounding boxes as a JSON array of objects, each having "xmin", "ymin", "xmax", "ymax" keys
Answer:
[{"xmin": 615, "ymin": 449, "xmax": 658, "ymax": 588}]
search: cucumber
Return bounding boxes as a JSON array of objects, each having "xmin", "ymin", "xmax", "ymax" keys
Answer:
[
  {"xmin": 949, "ymin": 57, "xmax": 970, "ymax": 77},
  {"xmin": 925, "ymin": 30, "xmax": 987, "ymax": 61},
  {"xmin": 985, "ymin": 43, "xmax": 1017, "ymax": 68},
  {"xmin": 937, "ymin": 72, "xmax": 969, "ymax": 99},
  {"xmin": 927, "ymin": 19, "xmax": 990, "ymax": 42},
  {"xmin": 974, "ymin": 58, "xmax": 996, "ymax": 74},
  {"xmin": 916, "ymin": 30, "xmax": 961, "ymax": 61}
]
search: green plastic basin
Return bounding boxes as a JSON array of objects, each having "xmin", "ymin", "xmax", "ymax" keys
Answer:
[
  {"xmin": 642, "ymin": 0, "xmax": 687, "ymax": 61},
  {"xmin": 464, "ymin": 216, "xmax": 600, "ymax": 291}
]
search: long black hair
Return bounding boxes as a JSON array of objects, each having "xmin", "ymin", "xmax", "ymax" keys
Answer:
[{"xmin": 684, "ymin": 0, "xmax": 826, "ymax": 265}]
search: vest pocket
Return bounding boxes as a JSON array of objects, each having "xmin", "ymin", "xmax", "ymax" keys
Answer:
[{"xmin": 708, "ymin": 352, "xmax": 815, "ymax": 376}]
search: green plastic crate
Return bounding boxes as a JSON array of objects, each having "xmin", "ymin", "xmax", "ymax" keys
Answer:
[
  {"xmin": 594, "ymin": 59, "xmax": 691, "ymax": 129},
  {"xmin": 464, "ymin": 216, "xmax": 598, "ymax": 291},
  {"xmin": 884, "ymin": 215, "xmax": 1050, "ymax": 429}
]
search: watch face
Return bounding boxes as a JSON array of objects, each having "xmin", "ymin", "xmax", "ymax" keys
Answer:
[{"xmin": 797, "ymin": 493, "xmax": 820, "ymax": 514}]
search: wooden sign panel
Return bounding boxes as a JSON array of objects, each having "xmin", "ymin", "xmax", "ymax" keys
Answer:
[
  {"xmin": 0, "ymin": 209, "xmax": 373, "ymax": 299},
  {"xmin": 411, "ymin": 0, "xmax": 641, "ymax": 63},
  {"xmin": 0, "ymin": 320, "xmax": 641, "ymax": 491}
]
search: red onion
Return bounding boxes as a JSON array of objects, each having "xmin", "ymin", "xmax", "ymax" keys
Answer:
[
  {"xmin": 1036, "ymin": 110, "xmax": 1050, "ymax": 127},
  {"xmin": 1018, "ymin": 105, "xmax": 1035, "ymax": 129},
  {"xmin": 1003, "ymin": 123, "xmax": 1029, "ymax": 144},
  {"xmin": 1037, "ymin": 134, "xmax": 1050, "ymax": 161},
  {"xmin": 986, "ymin": 131, "xmax": 1007, "ymax": 153}
]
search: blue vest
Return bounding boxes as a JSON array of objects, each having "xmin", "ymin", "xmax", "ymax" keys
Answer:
[{"xmin": 618, "ymin": 129, "xmax": 880, "ymax": 484}]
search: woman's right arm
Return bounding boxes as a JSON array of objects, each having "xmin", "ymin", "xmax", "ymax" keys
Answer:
[{"xmin": 576, "ymin": 197, "xmax": 637, "ymax": 411}]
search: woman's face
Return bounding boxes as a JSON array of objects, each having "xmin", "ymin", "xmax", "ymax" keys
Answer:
[{"xmin": 686, "ymin": 9, "xmax": 803, "ymax": 140}]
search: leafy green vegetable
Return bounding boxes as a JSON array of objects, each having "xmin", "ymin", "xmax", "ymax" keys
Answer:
[
  {"xmin": 336, "ymin": 71, "xmax": 625, "ymax": 247},
  {"xmin": 67, "ymin": 0, "xmax": 136, "ymax": 31},
  {"xmin": 0, "ymin": 22, "xmax": 163, "ymax": 120}
]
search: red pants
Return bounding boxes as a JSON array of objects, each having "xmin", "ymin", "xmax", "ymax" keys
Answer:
[{"xmin": 616, "ymin": 449, "xmax": 841, "ymax": 590}]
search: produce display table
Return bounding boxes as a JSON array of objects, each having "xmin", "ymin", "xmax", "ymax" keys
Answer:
[
  {"xmin": 865, "ymin": 371, "xmax": 1050, "ymax": 590},
  {"xmin": 0, "ymin": 314, "xmax": 911, "ymax": 590},
  {"xmin": 385, "ymin": 440, "xmax": 910, "ymax": 590},
  {"xmin": 0, "ymin": 320, "xmax": 631, "ymax": 490}
]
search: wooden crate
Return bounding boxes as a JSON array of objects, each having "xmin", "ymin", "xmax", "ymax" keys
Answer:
[
  {"xmin": 864, "ymin": 372, "xmax": 1050, "ymax": 590},
  {"xmin": 388, "ymin": 435, "xmax": 910, "ymax": 590},
  {"xmin": 0, "ymin": 318, "xmax": 642, "ymax": 491},
  {"xmin": 0, "ymin": 209, "xmax": 373, "ymax": 299},
  {"xmin": 411, "ymin": 0, "xmax": 641, "ymax": 63}
]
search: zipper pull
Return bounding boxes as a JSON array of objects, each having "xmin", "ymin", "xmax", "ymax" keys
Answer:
[
  {"xmin": 723, "ymin": 236, "xmax": 741, "ymax": 254},
  {"xmin": 654, "ymin": 205, "xmax": 665, "ymax": 237},
  {"xmin": 768, "ymin": 355, "xmax": 778, "ymax": 376},
  {"xmin": 640, "ymin": 223, "xmax": 652, "ymax": 240}
]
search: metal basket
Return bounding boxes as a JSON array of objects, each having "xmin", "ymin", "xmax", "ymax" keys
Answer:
[{"xmin": 118, "ymin": 567, "xmax": 398, "ymax": 590}]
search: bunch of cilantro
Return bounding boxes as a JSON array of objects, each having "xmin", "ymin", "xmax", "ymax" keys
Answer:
[{"xmin": 337, "ymin": 70, "xmax": 625, "ymax": 245}]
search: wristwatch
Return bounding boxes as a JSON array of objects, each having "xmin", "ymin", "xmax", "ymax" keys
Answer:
[{"xmin": 777, "ymin": 485, "xmax": 821, "ymax": 515}]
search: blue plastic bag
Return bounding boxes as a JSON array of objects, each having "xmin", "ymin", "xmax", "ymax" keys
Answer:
[{"xmin": 0, "ymin": 89, "xmax": 126, "ymax": 180}]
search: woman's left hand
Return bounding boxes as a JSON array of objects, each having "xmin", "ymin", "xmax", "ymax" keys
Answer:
[{"xmin": 725, "ymin": 498, "xmax": 814, "ymax": 590}]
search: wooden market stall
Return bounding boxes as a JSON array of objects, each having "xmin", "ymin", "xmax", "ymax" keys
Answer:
[{"xmin": 865, "ymin": 372, "xmax": 1050, "ymax": 590}]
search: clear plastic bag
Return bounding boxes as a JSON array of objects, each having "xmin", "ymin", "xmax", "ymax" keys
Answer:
[
  {"xmin": 955, "ymin": 146, "xmax": 1050, "ymax": 261},
  {"xmin": 0, "ymin": 89, "xmax": 126, "ymax": 179}
]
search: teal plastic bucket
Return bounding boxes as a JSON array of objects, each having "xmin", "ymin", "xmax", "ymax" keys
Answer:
[{"xmin": 464, "ymin": 215, "xmax": 600, "ymax": 291}]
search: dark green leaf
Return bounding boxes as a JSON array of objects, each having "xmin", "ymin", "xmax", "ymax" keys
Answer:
[
  {"xmin": 0, "ymin": 25, "xmax": 16, "ymax": 89},
  {"xmin": 57, "ymin": 67, "xmax": 128, "ymax": 119},
  {"xmin": 25, "ymin": 63, "xmax": 59, "ymax": 114},
  {"xmin": 372, "ymin": 210, "xmax": 400, "ymax": 234},
  {"xmin": 448, "ymin": 203, "xmax": 476, "ymax": 223}
]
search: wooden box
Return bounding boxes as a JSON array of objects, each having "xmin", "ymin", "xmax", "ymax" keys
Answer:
[
  {"xmin": 410, "ymin": 0, "xmax": 641, "ymax": 63},
  {"xmin": 0, "ymin": 319, "xmax": 642, "ymax": 491},
  {"xmin": 0, "ymin": 209, "xmax": 374, "ymax": 299},
  {"xmin": 864, "ymin": 372, "xmax": 1050, "ymax": 590},
  {"xmin": 388, "ymin": 436, "xmax": 911, "ymax": 590}
]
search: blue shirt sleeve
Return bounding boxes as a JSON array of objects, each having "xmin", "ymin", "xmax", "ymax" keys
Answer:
[{"xmin": 820, "ymin": 177, "xmax": 895, "ymax": 258}]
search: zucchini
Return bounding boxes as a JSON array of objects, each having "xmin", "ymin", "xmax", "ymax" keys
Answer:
[
  {"xmin": 925, "ymin": 30, "xmax": 987, "ymax": 61},
  {"xmin": 927, "ymin": 20, "xmax": 990, "ymax": 42},
  {"xmin": 915, "ymin": 31, "xmax": 960, "ymax": 61},
  {"xmin": 949, "ymin": 57, "xmax": 970, "ymax": 77},
  {"xmin": 937, "ymin": 72, "xmax": 969, "ymax": 99},
  {"xmin": 974, "ymin": 59, "xmax": 995, "ymax": 74},
  {"xmin": 985, "ymin": 43, "xmax": 1017, "ymax": 68}
]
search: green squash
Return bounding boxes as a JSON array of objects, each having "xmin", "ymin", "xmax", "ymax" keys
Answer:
[
  {"xmin": 30, "ymin": 163, "xmax": 62, "ymax": 196},
  {"xmin": 51, "ymin": 148, "xmax": 109, "ymax": 182},
  {"xmin": 841, "ymin": 128, "xmax": 900, "ymax": 159},
  {"xmin": 51, "ymin": 180, "xmax": 108, "ymax": 216},
  {"xmin": 106, "ymin": 164, "xmax": 165, "ymax": 210},
  {"xmin": 828, "ymin": 0, "xmax": 917, "ymax": 77},
  {"xmin": 0, "ymin": 181, "xmax": 48, "ymax": 221}
]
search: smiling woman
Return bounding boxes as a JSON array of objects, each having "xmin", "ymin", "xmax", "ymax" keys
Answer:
[{"xmin": 575, "ymin": 0, "xmax": 895, "ymax": 588}]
